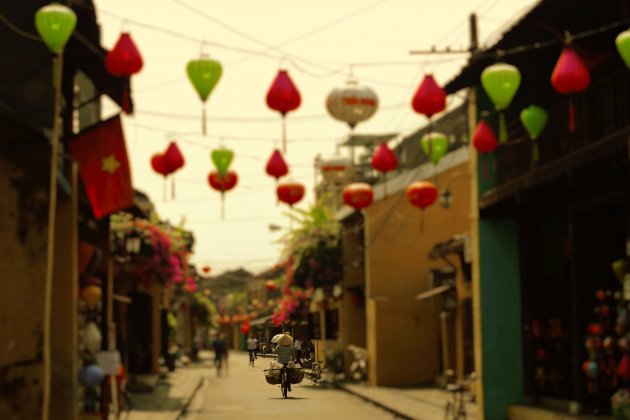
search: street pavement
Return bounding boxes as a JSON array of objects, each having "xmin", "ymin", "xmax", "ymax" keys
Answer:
[
  {"xmin": 187, "ymin": 351, "xmax": 396, "ymax": 419},
  {"xmin": 124, "ymin": 351, "xmax": 475, "ymax": 420}
]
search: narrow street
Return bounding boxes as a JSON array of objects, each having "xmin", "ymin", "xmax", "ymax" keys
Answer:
[{"xmin": 186, "ymin": 352, "xmax": 396, "ymax": 419}]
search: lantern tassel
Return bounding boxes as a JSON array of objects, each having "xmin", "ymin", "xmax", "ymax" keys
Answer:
[
  {"xmin": 172, "ymin": 178, "xmax": 176, "ymax": 199},
  {"xmin": 221, "ymin": 192, "xmax": 225, "ymax": 220},
  {"xmin": 202, "ymin": 105, "xmax": 207, "ymax": 136},
  {"xmin": 568, "ymin": 99, "xmax": 576, "ymax": 133},
  {"xmin": 499, "ymin": 113, "xmax": 508, "ymax": 143},
  {"xmin": 281, "ymin": 116, "xmax": 287, "ymax": 154},
  {"xmin": 163, "ymin": 177, "xmax": 167, "ymax": 202},
  {"xmin": 532, "ymin": 141, "xmax": 539, "ymax": 166},
  {"xmin": 418, "ymin": 210, "xmax": 424, "ymax": 234}
]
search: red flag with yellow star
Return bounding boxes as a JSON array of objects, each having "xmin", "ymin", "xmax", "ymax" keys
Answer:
[{"xmin": 69, "ymin": 115, "xmax": 134, "ymax": 219}]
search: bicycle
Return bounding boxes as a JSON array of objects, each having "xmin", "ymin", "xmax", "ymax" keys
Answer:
[
  {"xmin": 308, "ymin": 360, "xmax": 323, "ymax": 385},
  {"xmin": 279, "ymin": 366, "xmax": 290, "ymax": 398},
  {"xmin": 444, "ymin": 383, "xmax": 467, "ymax": 420}
]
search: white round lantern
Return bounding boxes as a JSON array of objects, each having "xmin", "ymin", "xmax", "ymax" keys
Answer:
[
  {"xmin": 319, "ymin": 155, "xmax": 353, "ymax": 184},
  {"xmin": 326, "ymin": 79, "xmax": 378, "ymax": 129}
]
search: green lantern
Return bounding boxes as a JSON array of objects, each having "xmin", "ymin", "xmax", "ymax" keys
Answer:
[
  {"xmin": 211, "ymin": 148, "xmax": 234, "ymax": 177},
  {"xmin": 420, "ymin": 132, "xmax": 448, "ymax": 164},
  {"xmin": 187, "ymin": 55, "xmax": 223, "ymax": 135},
  {"xmin": 616, "ymin": 29, "xmax": 630, "ymax": 69},
  {"xmin": 35, "ymin": 4, "xmax": 77, "ymax": 54},
  {"xmin": 520, "ymin": 106, "xmax": 548, "ymax": 140},
  {"xmin": 520, "ymin": 105, "xmax": 548, "ymax": 165},
  {"xmin": 481, "ymin": 63, "xmax": 521, "ymax": 143}
]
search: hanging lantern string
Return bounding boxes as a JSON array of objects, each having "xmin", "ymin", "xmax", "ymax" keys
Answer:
[{"xmin": 6, "ymin": 4, "xmax": 629, "ymax": 75}]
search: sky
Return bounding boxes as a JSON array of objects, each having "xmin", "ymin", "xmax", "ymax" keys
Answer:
[{"xmin": 96, "ymin": 0, "xmax": 536, "ymax": 274}]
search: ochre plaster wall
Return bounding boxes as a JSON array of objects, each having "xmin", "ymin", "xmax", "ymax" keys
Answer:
[{"xmin": 365, "ymin": 162, "xmax": 471, "ymax": 386}]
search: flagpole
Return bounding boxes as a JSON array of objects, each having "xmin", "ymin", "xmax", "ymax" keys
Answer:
[{"xmin": 44, "ymin": 53, "xmax": 64, "ymax": 420}]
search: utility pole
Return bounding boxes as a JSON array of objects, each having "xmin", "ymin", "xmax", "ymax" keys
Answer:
[
  {"xmin": 408, "ymin": 12, "xmax": 485, "ymax": 419},
  {"xmin": 465, "ymin": 12, "xmax": 485, "ymax": 420}
]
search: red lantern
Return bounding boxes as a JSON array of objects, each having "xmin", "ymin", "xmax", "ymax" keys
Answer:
[
  {"xmin": 162, "ymin": 142, "xmax": 185, "ymax": 173},
  {"xmin": 105, "ymin": 33, "xmax": 143, "ymax": 76},
  {"xmin": 151, "ymin": 154, "xmax": 169, "ymax": 177},
  {"xmin": 202, "ymin": 265, "xmax": 211, "ymax": 274},
  {"xmin": 472, "ymin": 120, "xmax": 498, "ymax": 154},
  {"xmin": 276, "ymin": 181, "xmax": 305, "ymax": 207},
  {"xmin": 551, "ymin": 48, "xmax": 590, "ymax": 133},
  {"xmin": 105, "ymin": 33, "xmax": 143, "ymax": 113},
  {"xmin": 208, "ymin": 170, "xmax": 238, "ymax": 219},
  {"xmin": 266, "ymin": 70, "xmax": 301, "ymax": 153},
  {"xmin": 265, "ymin": 149, "xmax": 288, "ymax": 181},
  {"xmin": 411, "ymin": 74, "xmax": 446, "ymax": 119},
  {"xmin": 371, "ymin": 142, "xmax": 398, "ymax": 173},
  {"xmin": 406, "ymin": 181, "xmax": 438, "ymax": 209},
  {"xmin": 266, "ymin": 280, "xmax": 276, "ymax": 292},
  {"xmin": 371, "ymin": 142, "xmax": 397, "ymax": 197},
  {"xmin": 343, "ymin": 183, "xmax": 373, "ymax": 211}
]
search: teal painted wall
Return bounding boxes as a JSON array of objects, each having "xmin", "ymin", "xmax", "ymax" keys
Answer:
[{"xmin": 479, "ymin": 218, "xmax": 524, "ymax": 420}]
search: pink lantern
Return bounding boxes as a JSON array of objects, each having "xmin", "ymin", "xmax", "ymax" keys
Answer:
[{"xmin": 551, "ymin": 48, "xmax": 590, "ymax": 133}]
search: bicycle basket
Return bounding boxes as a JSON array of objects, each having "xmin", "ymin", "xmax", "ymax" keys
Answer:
[
  {"xmin": 288, "ymin": 368, "xmax": 305, "ymax": 384},
  {"xmin": 264, "ymin": 369, "xmax": 281, "ymax": 385}
]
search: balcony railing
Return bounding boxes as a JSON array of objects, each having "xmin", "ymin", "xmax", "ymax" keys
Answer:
[{"xmin": 493, "ymin": 65, "xmax": 630, "ymax": 187}]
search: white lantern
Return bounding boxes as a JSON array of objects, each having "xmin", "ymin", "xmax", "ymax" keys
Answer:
[
  {"xmin": 82, "ymin": 322, "xmax": 102, "ymax": 354},
  {"xmin": 326, "ymin": 79, "xmax": 378, "ymax": 129},
  {"xmin": 318, "ymin": 155, "xmax": 353, "ymax": 184}
]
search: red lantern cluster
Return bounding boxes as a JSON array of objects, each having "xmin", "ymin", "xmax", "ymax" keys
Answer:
[
  {"xmin": 412, "ymin": 74, "xmax": 447, "ymax": 119},
  {"xmin": 277, "ymin": 181, "xmax": 305, "ymax": 207},
  {"xmin": 266, "ymin": 280, "xmax": 276, "ymax": 292},
  {"xmin": 343, "ymin": 183, "xmax": 374, "ymax": 211}
]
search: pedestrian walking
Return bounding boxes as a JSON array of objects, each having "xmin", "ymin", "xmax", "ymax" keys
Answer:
[
  {"xmin": 212, "ymin": 333, "xmax": 226, "ymax": 377},
  {"xmin": 294, "ymin": 337, "xmax": 302, "ymax": 366}
]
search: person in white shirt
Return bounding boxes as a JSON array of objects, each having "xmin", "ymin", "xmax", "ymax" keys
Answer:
[
  {"xmin": 246, "ymin": 334, "xmax": 258, "ymax": 366},
  {"xmin": 294, "ymin": 338, "xmax": 302, "ymax": 366}
]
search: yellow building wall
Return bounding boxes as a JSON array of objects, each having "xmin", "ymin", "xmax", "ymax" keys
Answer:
[{"xmin": 365, "ymin": 161, "xmax": 471, "ymax": 386}]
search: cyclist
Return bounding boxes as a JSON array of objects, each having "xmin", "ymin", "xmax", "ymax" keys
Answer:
[
  {"xmin": 246, "ymin": 333, "xmax": 258, "ymax": 366},
  {"xmin": 273, "ymin": 334, "xmax": 296, "ymax": 392}
]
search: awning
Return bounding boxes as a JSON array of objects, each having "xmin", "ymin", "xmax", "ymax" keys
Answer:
[
  {"xmin": 415, "ymin": 284, "xmax": 453, "ymax": 301},
  {"xmin": 340, "ymin": 133, "xmax": 399, "ymax": 147}
]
